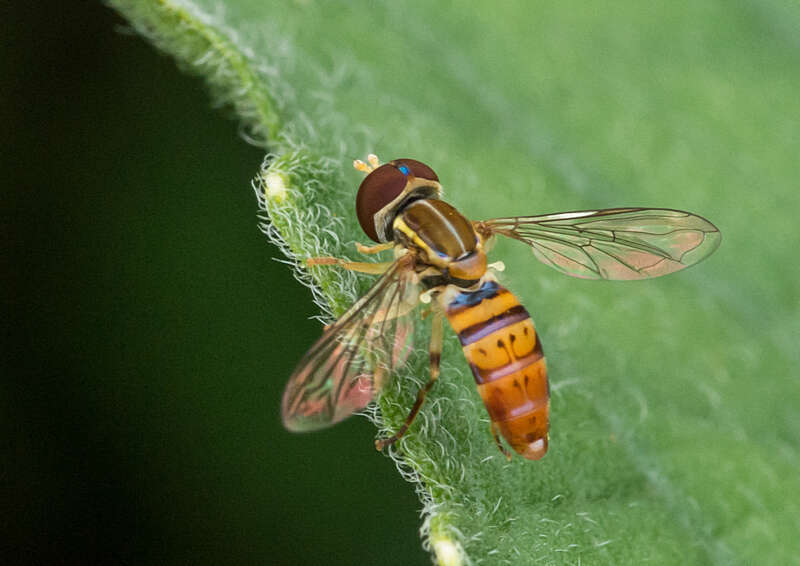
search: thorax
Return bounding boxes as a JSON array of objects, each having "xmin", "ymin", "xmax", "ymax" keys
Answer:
[{"xmin": 393, "ymin": 199, "xmax": 487, "ymax": 287}]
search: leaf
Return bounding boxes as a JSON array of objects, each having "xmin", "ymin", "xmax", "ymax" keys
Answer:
[{"xmin": 109, "ymin": 1, "xmax": 800, "ymax": 564}]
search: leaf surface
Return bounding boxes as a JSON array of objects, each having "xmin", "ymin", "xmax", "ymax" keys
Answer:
[{"xmin": 110, "ymin": 1, "xmax": 800, "ymax": 563}]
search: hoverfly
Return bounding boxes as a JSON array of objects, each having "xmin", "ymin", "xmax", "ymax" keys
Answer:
[{"xmin": 281, "ymin": 155, "xmax": 720, "ymax": 460}]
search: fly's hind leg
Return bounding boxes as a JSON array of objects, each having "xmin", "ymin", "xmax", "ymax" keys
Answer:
[
  {"xmin": 490, "ymin": 421, "xmax": 512, "ymax": 462},
  {"xmin": 375, "ymin": 310, "xmax": 443, "ymax": 451}
]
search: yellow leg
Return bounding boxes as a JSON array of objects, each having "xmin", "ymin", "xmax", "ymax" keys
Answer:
[
  {"xmin": 375, "ymin": 310, "xmax": 443, "ymax": 451},
  {"xmin": 355, "ymin": 241, "xmax": 394, "ymax": 255},
  {"xmin": 306, "ymin": 256, "xmax": 392, "ymax": 275}
]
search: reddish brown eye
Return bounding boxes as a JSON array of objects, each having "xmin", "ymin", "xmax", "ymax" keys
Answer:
[
  {"xmin": 355, "ymin": 164, "xmax": 407, "ymax": 242},
  {"xmin": 391, "ymin": 159, "xmax": 439, "ymax": 182}
]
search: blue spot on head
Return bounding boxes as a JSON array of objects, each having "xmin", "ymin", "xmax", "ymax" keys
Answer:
[{"xmin": 398, "ymin": 164, "xmax": 410, "ymax": 176}]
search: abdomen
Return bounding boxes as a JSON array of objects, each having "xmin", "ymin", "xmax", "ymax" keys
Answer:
[{"xmin": 444, "ymin": 280, "xmax": 549, "ymax": 460}]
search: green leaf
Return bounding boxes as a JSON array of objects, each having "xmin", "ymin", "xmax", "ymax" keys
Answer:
[{"xmin": 109, "ymin": 1, "xmax": 800, "ymax": 564}]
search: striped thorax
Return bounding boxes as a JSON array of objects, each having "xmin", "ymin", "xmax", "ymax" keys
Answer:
[{"xmin": 393, "ymin": 199, "xmax": 488, "ymax": 288}]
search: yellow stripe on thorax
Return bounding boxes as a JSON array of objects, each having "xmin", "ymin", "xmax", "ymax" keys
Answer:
[{"xmin": 393, "ymin": 216, "xmax": 436, "ymax": 258}]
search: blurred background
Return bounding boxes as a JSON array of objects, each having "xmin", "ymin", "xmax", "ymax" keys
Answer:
[{"xmin": 4, "ymin": 4, "xmax": 424, "ymax": 564}]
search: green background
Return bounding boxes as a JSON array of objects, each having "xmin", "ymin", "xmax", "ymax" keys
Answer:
[
  {"xmin": 5, "ymin": 4, "xmax": 422, "ymax": 564},
  {"xmin": 6, "ymin": 1, "xmax": 800, "ymax": 564}
]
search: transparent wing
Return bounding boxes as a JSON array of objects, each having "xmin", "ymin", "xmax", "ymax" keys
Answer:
[
  {"xmin": 282, "ymin": 255, "xmax": 420, "ymax": 432},
  {"xmin": 477, "ymin": 208, "xmax": 721, "ymax": 280}
]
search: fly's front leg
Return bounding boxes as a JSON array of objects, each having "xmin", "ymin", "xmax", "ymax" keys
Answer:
[
  {"xmin": 306, "ymin": 257, "xmax": 392, "ymax": 275},
  {"xmin": 355, "ymin": 241, "xmax": 394, "ymax": 255},
  {"xmin": 307, "ymin": 239, "xmax": 394, "ymax": 274},
  {"xmin": 375, "ymin": 309, "xmax": 443, "ymax": 451}
]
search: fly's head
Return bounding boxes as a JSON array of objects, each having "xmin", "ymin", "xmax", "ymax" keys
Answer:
[{"xmin": 354, "ymin": 155, "xmax": 442, "ymax": 242}]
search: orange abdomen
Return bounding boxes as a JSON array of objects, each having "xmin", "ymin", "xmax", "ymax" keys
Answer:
[{"xmin": 445, "ymin": 280, "xmax": 549, "ymax": 460}]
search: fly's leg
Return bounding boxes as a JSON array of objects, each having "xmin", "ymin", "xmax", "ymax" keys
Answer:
[
  {"xmin": 375, "ymin": 310, "xmax": 443, "ymax": 451},
  {"xmin": 306, "ymin": 257, "xmax": 392, "ymax": 275},
  {"xmin": 355, "ymin": 241, "xmax": 394, "ymax": 255},
  {"xmin": 490, "ymin": 421, "xmax": 512, "ymax": 462}
]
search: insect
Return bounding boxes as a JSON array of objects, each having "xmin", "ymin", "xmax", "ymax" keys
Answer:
[{"xmin": 281, "ymin": 154, "xmax": 720, "ymax": 460}]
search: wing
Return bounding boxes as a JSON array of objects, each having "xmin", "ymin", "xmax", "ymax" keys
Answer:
[
  {"xmin": 476, "ymin": 208, "xmax": 720, "ymax": 280},
  {"xmin": 282, "ymin": 255, "xmax": 420, "ymax": 432}
]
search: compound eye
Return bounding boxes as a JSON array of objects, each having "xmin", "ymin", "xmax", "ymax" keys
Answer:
[
  {"xmin": 355, "ymin": 163, "xmax": 407, "ymax": 242},
  {"xmin": 391, "ymin": 159, "xmax": 439, "ymax": 182}
]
